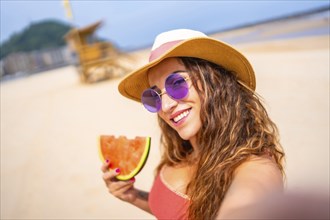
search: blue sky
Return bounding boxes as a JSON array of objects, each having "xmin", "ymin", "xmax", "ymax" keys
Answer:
[{"xmin": 1, "ymin": 0, "xmax": 329, "ymax": 51}]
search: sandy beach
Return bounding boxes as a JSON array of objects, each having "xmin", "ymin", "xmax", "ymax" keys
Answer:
[{"xmin": 1, "ymin": 20, "xmax": 329, "ymax": 219}]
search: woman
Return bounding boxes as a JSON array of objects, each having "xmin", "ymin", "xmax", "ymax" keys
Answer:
[{"xmin": 101, "ymin": 29, "xmax": 285, "ymax": 219}]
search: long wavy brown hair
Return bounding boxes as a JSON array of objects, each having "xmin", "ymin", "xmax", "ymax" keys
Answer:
[{"xmin": 156, "ymin": 57, "xmax": 285, "ymax": 220}]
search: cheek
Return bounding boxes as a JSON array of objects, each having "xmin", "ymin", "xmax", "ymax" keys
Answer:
[
  {"xmin": 189, "ymin": 86, "xmax": 202, "ymax": 105},
  {"xmin": 158, "ymin": 112, "xmax": 167, "ymax": 122}
]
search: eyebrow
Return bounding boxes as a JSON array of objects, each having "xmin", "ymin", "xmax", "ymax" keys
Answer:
[
  {"xmin": 173, "ymin": 70, "xmax": 187, "ymax": 74},
  {"xmin": 149, "ymin": 70, "xmax": 188, "ymax": 89}
]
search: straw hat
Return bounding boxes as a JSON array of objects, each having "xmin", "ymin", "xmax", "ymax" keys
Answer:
[{"xmin": 118, "ymin": 29, "xmax": 256, "ymax": 102}]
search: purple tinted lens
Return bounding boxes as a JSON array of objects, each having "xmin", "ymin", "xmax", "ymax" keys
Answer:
[
  {"xmin": 141, "ymin": 89, "xmax": 161, "ymax": 112},
  {"xmin": 165, "ymin": 73, "xmax": 189, "ymax": 99}
]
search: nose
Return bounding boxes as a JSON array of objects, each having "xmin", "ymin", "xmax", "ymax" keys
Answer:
[{"xmin": 161, "ymin": 93, "xmax": 177, "ymax": 113}]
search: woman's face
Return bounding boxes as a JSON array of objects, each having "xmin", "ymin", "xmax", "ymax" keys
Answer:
[{"xmin": 147, "ymin": 58, "xmax": 202, "ymax": 142}]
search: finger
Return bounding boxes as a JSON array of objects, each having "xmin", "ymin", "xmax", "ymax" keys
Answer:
[
  {"xmin": 101, "ymin": 160, "xmax": 112, "ymax": 172},
  {"xmin": 107, "ymin": 177, "xmax": 135, "ymax": 193},
  {"xmin": 102, "ymin": 168, "xmax": 121, "ymax": 182},
  {"xmin": 112, "ymin": 182, "xmax": 134, "ymax": 197},
  {"xmin": 110, "ymin": 177, "xmax": 135, "ymax": 191},
  {"xmin": 110, "ymin": 180, "xmax": 131, "ymax": 191}
]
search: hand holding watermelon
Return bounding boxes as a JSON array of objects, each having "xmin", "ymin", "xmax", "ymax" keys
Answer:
[
  {"xmin": 99, "ymin": 135, "xmax": 152, "ymax": 212},
  {"xmin": 101, "ymin": 160, "xmax": 152, "ymax": 213},
  {"xmin": 101, "ymin": 160, "xmax": 138, "ymax": 203}
]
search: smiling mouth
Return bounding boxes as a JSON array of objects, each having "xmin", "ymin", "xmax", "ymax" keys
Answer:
[{"xmin": 171, "ymin": 109, "xmax": 191, "ymax": 123}]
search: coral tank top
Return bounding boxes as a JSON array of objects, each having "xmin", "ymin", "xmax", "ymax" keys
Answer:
[{"xmin": 149, "ymin": 168, "xmax": 189, "ymax": 219}]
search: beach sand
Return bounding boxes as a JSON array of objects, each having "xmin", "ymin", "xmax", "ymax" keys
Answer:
[{"xmin": 1, "ymin": 32, "xmax": 329, "ymax": 219}]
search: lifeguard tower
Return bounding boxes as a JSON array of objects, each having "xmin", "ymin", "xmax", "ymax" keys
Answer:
[{"xmin": 65, "ymin": 21, "xmax": 133, "ymax": 83}]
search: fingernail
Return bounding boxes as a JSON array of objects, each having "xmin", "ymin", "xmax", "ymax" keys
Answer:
[
  {"xmin": 130, "ymin": 177, "xmax": 135, "ymax": 182},
  {"xmin": 115, "ymin": 168, "xmax": 120, "ymax": 173}
]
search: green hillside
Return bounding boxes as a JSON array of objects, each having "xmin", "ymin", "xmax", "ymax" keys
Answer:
[{"xmin": 1, "ymin": 20, "xmax": 72, "ymax": 60}]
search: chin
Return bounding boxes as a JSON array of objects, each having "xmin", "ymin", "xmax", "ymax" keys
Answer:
[
  {"xmin": 177, "ymin": 127, "xmax": 199, "ymax": 141},
  {"xmin": 178, "ymin": 133, "xmax": 191, "ymax": 141}
]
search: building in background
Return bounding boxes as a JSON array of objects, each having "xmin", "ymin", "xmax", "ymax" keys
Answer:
[{"xmin": 0, "ymin": 46, "xmax": 77, "ymax": 81}]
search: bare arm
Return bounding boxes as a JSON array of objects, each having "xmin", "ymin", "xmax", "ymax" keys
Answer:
[
  {"xmin": 217, "ymin": 156, "xmax": 284, "ymax": 219},
  {"xmin": 131, "ymin": 189, "xmax": 151, "ymax": 213}
]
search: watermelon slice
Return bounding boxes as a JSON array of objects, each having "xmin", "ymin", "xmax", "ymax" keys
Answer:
[{"xmin": 99, "ymin": 135, "xmax": 151, "ymax": 181}]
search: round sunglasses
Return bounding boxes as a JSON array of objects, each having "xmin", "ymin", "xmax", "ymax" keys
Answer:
[{"xmin": 141, "ymin": 73, "xmax": 190, "ymax": 113}]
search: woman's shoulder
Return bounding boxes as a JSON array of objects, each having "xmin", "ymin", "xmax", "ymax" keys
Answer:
[
  {"xmin": 237, "ymin": 155, "xmax": 282, "ymax": 171},
  {"xmin": 233, "ymin": 155, "xmax": 284, "ymax": 191},
  {"xmin": 217, "ymin": 155, "xmax": 284, "ymax": 218}
]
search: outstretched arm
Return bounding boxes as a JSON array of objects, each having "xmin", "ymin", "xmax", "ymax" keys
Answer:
[{"xmin": 217, "ymin": 156, "xmax": 284, "ymax": 219}]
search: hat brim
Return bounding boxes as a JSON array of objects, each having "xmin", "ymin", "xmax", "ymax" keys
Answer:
[{"xmin": 118, "ymin": 37, "xmax": 255, "ymax": 102}]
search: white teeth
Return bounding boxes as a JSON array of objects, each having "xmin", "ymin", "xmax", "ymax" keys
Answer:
[{"xmin": 173, "ymin": 110, "xmax": 189, "ymax": 123}]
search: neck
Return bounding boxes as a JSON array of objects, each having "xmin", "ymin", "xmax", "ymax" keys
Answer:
[
  {"xmin": 189, "ymin": 135, "xmax": 198, "ymax": 150},
  {"xmin": 188, "ymin": 136, "xmax": 199, "ymax": 161}
]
